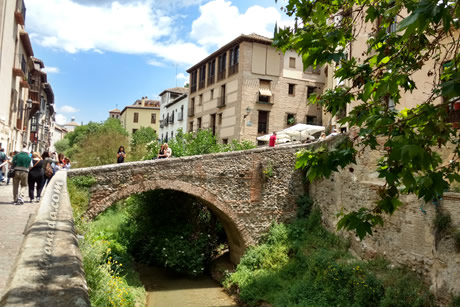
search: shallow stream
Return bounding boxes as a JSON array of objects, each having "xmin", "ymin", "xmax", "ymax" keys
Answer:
[{"xmin": 137, "ymin": 264, "xmax": 237, "ymax": 307}]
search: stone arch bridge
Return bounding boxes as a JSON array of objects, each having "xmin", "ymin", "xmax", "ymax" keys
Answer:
[{"xmin": 68, "ymin": 144, "xmax": 309, "ymax": 263}]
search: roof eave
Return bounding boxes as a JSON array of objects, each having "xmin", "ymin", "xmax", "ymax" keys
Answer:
[{"xmin": 186, "ymin": 34, "xmax": 273, "ymax": 73}]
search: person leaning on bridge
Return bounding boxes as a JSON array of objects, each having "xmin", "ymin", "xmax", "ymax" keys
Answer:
[
  {"xmin": 117, "ymin": 146, "xmax": 126, "ymax": 163},
  {"xmin": 11, "ymin": 148, "xmax": 32, "ymax": 205}
]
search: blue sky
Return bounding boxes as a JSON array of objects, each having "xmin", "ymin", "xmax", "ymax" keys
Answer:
[{"xmin": 24, "ymin": 0, "xmax": 292, "ymax": 125}]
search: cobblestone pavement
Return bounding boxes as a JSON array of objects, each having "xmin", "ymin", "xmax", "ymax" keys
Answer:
[{"xmin": 0, "ymin": 180, "xmax": 40, "ymax": 298}]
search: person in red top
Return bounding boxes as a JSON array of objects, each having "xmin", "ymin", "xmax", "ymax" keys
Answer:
[{"xmin": 269, "ymin": 131, "xmax": 277, "ymax": 147}]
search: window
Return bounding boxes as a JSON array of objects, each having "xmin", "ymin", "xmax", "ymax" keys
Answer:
[
  {"xmin": 132, "ymin": 129, "xmax": 138, "ymax": 134},
  {"xmin": 133, "ymin": 112, "xmax": 139, "ymax": 123},
  {"xmin": 258, "ymin": 111, "xmax": 269, "ymax": 134},
  {"xmin": 199, "ymin": 65, "xmax": 206, "ymax": 89},
  {"xmin": 259, "ymin": 79, "xmax": 272, "ymax": 103},
  {"xmin": 229, "ymin": 45, "xmax": 239, "ymax": 75},
  {"xmin": 211, "ymin": 89, "xmax": 214, "ymax": 99},
  {"xmin": 306, "ymin": 115, "xmax": 318, "ymax": 125},
  {"xmin": 387, "ymin": 97, "xmax": 395, "ymax": 110},
  {"xmin": 286, "ymin": 113, "xmax": 296, "ymax": 126},
  {"xmin": 305, "ymin": 66, "xmax": 321, "ymax": 74},
  {"xmin": 210, "ymin": 113, "xmax": 216, "ymax": 135},
  {"xmin": 189, "ymin": 121, "xmax": 194, "ymax": 132},
  {"xmin": 218, "ymin": 84, "xmax": 226, "ymax": 107},
  {"xmin": 222, "ymin": 138, "xmax": 228, "ymax": 144},
  {"xmin": 387, "ymin": 16, "xmax": 397, "ymax": 33},
  {"xmin": 288, "ymin": 84, "xmax": 295, "ymax": 96},
  {"xmin": 289, "ymin": 57, "xmax": 296, "ymax": 68},
  {"xmin": 218, "ymin": 113, "xmax": 222, "ymax": 125},
  {"xmin": 307, "ymin": 86, "xmax": 316, "ymax": 98},
  {"xmin": 151, "ymin": 113, "xmax": 156, "ymax": 124},
  {"xmin": 171, "ymin": 131, "xmax": 174, "ymax": 139},
  {"xmin": 207, "ymin": 59, "xmax": 216, "ymax": 86},
  {"xmin": 197, "ymin": 117, "xmax": 202, "ymax": 129},
  {"xmin": 191, "ymin": 70, "xmax": 198, "ymax": 93},
  {"xmin": 189, "ymin": 98, "xmax": 195, "ymax": 117},
  {"xmin": 199, "ymin": 94, "xmax": 203, "ymax": 105},
  {"xmin": 217, "ymin": 52, "xmax": 227, "ymax": 81}
]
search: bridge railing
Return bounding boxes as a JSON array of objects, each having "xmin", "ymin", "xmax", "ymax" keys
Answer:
[{"xmin": 0, "ymin": 171, "xmax": 90, "ymax": 306}]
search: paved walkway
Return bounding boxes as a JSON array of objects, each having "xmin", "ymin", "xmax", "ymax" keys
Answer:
[{"xmin": 0, "ymin": 180, "xmax": 40, "ymax": 298}]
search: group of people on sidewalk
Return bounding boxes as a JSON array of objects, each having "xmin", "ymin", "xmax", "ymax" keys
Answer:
[{"xmin": 0, "ymin": 147, "xmax": 71, "ymax": 205}]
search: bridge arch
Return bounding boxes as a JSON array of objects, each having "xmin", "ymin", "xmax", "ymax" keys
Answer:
[{"xmin": 86, "ymin": 179, "xmax": 252, "ymax": 263}]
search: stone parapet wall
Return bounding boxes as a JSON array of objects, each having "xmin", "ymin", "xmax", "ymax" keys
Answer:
[
  {"xmin": 68, "ymin": 143, "xmax": 309, "ymax": 263},
  {"xmin": 0, "ymin": 171, "xmax": 89, "ymax": 307},
  {"xmin": 310, "ymin": 147, "xmax": 460, "ymax": 300}
]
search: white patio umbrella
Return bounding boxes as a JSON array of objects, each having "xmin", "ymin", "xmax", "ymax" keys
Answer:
[{"xmin": 280, "ymin": 124, "xmax": 325, "ymax": 141}]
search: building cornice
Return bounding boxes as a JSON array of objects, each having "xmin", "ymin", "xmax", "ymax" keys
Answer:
[{"xmin": 187, "ymin": 33, "xmax": 273, "ymax": 73}]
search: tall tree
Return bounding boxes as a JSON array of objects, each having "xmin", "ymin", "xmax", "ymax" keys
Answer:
[{"xmin": 274, "ymin": 0, "xmax": 460, "ymax": 238}]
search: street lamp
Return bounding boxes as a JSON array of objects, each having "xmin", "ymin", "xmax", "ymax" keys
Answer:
[{"xmin": 26, "ymin": 98, "xmax": 33, "ymax": 110}]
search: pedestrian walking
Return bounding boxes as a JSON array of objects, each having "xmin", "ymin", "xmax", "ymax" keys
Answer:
[
  {"xmin": 12, "ymin": 148, "xmax": 32, "ymax": 205},
  {"xmin": 6, "ymin": 151, "xmax": 17, "ymax": 185},
  {"xmin": 28, "ymin": 152, "xmax": 44, "ymax": 203},
  {"xmin": 42, "ymin": 151, "xmax": 57, "ymax": 186}
]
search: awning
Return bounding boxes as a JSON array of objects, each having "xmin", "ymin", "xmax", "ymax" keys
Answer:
[{"xmin": 259, "ymin": 82, "xmax": 272, "ymax": 96}]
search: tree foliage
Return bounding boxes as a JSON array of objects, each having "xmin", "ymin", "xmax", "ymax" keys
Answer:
[
  {"xmin": 144, "ymin": 128, "xmax": 256, "ymax": 159},
  {"xmin": 129, "ymin": 127, "xmax": 158, "ymax": 161},
  {"xmin": 63, "ymin": 118, "xmax": 129, "ymax": 167},
  {"xmin": 274, "ymin": 0, "xmax": 460, "ymax": 238}
]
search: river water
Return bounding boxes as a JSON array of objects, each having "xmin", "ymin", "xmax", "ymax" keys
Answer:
[{"xmin": 137, "ymin": 264, "xmax": 238, "ymax": 307}]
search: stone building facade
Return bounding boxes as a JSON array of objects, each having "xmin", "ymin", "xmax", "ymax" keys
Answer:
[
  {"xmin": 321, "ymin": 12, "xmax": 460, "ymax": 132},
  {"xmin": 0, "ymin": 0, "xmax": 56, "ymax": 152},
  {"xmin": 120, "ymin": 97, "xmax": 160, "ymax": 136},
  {"xmin": 158, "ymin": 87, "xmax": 188, "ymax": 142},
  {"xmin": 186, "ymin": 33, "xmax": 325, "ymax": 144}
]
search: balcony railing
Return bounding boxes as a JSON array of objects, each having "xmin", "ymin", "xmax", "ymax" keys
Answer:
[
  {"xmin": 257, "ymin": 94, "xmax": 273, "ymax": 104},
  {"xmin": 207, "ymin": 75, "xmax": 215, "ymax": 86},
  {"xmin": 199, "ymin": 80, "xmax": 205, "ymax": 90},
  {"xmin": 178, "ymin": 111, "xmax": 183, "ymax": 121},
  {"xmin": 169, "ymin": 116, "xmax": 174, "ymax": 124},
  {"xmin": 217, "ymin": 96, "xmax": 226, "ymax": 108},
  {"xmin": 164, "ymin": 118, "xmax": 169, "ymax": 126},
  {"xmin": 228, "ymin": 64, "xmax": 239, "ymax": 76},
  {"xmin": 159, "ymin": 120, "xmax": 164, "ymax": 128},
  {"xmin": 217, "ymin": 69, "xmax": 226, "ymax": 82},
  {"xmin": 188, "ymin": 107, "xmax": 195, "ymax": 117},
  {"xmin": 15, "ymin": 0, "xmax": 26, "ymax": 25},
  {"xmin": 190, "ymin": 84, "xmax": 197, "ymax": 93}
]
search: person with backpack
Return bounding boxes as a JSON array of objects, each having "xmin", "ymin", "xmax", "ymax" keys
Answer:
[
  {"xmin": 41, "ymin": 151, "xmax": 57, "ymax": 186},
  {"xmin": 28, "ymin": 152, "xmax": 44, "ymax": 202}
]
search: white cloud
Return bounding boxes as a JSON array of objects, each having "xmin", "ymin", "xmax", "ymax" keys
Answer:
[
  {"xmin": 55, "ymin": 114, "xmax": 68, "ymax": 125},
  {"xmin": 25, "ymin": 0, "xmax": 292, "ymax": 66},
  {"xmin": 60, "ymin": 105, "xmax": 79, "ymax": 113},
  {"xmin": 147, "ymin": 59, "xmax": 166, "ymax": 67},
  {"xmin": 42, "ymin": 66, "xmax": 60, "ymax": 74},
  {"xmin": 176, "ymin": 72, "xmax": 188, "ymax": 81},
  {"xmin": 190, "ymin": 0, "xmax": 292, "ymax": 48}
]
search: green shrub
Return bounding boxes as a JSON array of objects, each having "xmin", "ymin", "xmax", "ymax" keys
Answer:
[
  {"xmin": 224, "ymin": 197, "xmax": 435, "ymax": 306},
  {"xmin": 69, "ymin": 175, "xmax": 97, "ymax": 188}
]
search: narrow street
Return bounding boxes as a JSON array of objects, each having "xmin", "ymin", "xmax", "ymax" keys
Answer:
[{"xmin": 0, "ymin": 181, "xmax": 40, "ymax": 298}]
